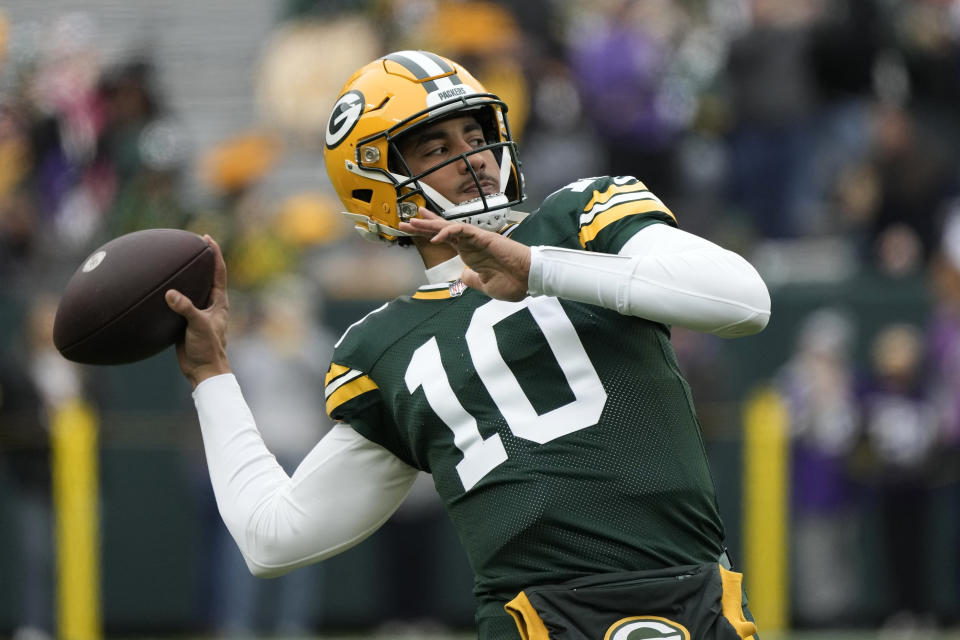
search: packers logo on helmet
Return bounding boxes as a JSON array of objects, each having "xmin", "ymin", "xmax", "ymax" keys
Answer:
[
  {"xmin": 326, "ymin": 90, "xmax": 364, "ymax": 149},
  {"xmin": 322, "ymin": 50, "xmax": 525, "ymax": 244},
  {"xmin": 603, "ymin": 616, "xmax": 691, "ymax": 640}
]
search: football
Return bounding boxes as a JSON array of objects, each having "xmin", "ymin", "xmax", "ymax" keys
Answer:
[{"xmin": 53, "ymin": 228, "xmax": 215, "ymax": 365}]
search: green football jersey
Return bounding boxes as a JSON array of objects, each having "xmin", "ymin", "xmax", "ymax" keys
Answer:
[{"xmin": 324, "ymin": 176, "xmax": 726, "ymax": 626}]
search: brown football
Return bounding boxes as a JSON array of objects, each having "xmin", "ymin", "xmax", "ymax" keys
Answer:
[{"xmin": 53, "ymin": 229, "xmax": 214, "ymax": 365}]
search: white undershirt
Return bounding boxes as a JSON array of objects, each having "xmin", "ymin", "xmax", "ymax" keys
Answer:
[{"xmin": 194, "ymin": 222, "xmax": 770, "ymax": 576}]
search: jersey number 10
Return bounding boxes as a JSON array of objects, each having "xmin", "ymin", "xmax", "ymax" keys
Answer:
[{"xmin": 404, "ymin": 297, "xmax": 608, "ymax": 490}]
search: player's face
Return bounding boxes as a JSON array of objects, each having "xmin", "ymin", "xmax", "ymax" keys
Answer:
[{"xmin": 398, "ymin": 115, "xmax": 500, "ymax": 205}]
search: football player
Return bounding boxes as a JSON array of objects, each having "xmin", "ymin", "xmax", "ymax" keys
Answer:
[{"xmin": 166, "ymin": 50, "xmax": 770, "ymax": 639}]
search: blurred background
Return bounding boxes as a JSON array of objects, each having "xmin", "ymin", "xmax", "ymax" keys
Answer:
[{"xmin": 0, "ymin": 0, "xmax": 959, "ymax": 638}]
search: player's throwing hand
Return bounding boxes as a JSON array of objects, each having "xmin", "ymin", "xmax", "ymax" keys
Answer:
[{"xmin": 400, "ymin": 207, "xmax": 531, "ymax": 301}]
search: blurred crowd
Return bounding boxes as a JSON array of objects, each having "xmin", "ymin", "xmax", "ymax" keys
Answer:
[{"xmin": 1, "ymin": 0, "xmax": 960, "ymax": 636}]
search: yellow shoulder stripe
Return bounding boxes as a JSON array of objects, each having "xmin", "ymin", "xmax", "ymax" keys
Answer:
[
  {"xmin": 578, "ymin": 199, "xmax": 673, "ymax": 246},
  {"xmin": 584, "ymin": 182, "xmax": 649, "ymax": 211},
  {"xmin": 325, "ymin": 363, "xmax": 351, "ymax": 386},
  {"xmin": 325, "ymin": 374, "xmax": 378, "ymax": 416}
]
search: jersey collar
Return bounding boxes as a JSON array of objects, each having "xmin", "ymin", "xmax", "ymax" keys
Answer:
[{"xmin": 424, "ymin": 255, "xmax": 466, "ymax": 284}]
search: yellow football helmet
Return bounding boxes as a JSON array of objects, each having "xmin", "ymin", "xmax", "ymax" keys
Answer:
[{"xmin": 323, "ymin": 50, "xmax": 524, "ymax": 243}]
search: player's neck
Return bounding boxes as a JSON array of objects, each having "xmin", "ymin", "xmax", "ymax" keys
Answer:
[{"xmin": 414, "ymin": 237, "xmax": 459, "ymax": 271}]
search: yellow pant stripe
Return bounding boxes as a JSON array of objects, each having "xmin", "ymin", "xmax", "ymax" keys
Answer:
[
  {"xmin": 504, "ymin": 591, "xmax": 551, "ymax": 640},
  {"xmin": 719, "ymin": 565, "xmax": 758, "ymax": 639}
]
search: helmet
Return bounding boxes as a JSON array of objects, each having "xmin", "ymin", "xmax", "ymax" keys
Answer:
[{"xmin": 323, "ymin": 50, "xmax": 524, "ymax": 243}]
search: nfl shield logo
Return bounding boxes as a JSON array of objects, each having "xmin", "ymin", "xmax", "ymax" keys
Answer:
[{"xmin": 449, "ymin": 280, "xmax": 467, "ymax": 297}]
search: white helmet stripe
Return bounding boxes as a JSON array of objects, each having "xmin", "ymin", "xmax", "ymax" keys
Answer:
[{"xmin": 387, "ymin": 50, "xmax": 460, "ymax": 92}]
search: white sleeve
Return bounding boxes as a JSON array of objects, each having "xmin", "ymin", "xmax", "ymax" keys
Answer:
[
  {"xmin": 527, "ymin": 223, "xmax": 770, "ymax": 337},
  {"xmin": 192, "ymin": 373, "xmax": 419, "ymax": 578}
]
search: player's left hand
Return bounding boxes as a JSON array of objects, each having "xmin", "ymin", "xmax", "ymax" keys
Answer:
[{"xmin": 400, "ymin": 208, "xmax": 531, "ymax": 301}]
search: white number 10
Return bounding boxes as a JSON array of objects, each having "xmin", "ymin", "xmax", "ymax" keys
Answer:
[{"xmin": 404, "ymin": 297, "xmax": 607, "ymax": 490}]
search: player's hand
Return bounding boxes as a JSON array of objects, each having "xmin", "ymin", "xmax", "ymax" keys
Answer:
[
  {"xmin": 400, "ymin": 207, "xmax": 531, "ymax": 302},
  {"xmin": 165, "ymin": 235, "xmax": 232, "ymax": 388}
]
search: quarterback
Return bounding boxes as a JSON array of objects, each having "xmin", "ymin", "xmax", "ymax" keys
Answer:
[{"xmin": 166, "ymin": 51, "xmax": 770, "ymax": 639}]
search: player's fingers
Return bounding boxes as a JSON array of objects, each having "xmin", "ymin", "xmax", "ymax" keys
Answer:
[
  {"xmin": 409, "ymin": 211, "xmax": 450, "ymax": 227},
  {"xmin": 408, "ymin": 207, "xmax": 454, "ymax": 238},
  {"xmin": 430, "ymin": 222, "xmax": 471, "ymax": 245},
  {"xmin": 417, "ymin": 206, "xmax": 442, "ymax": 220},
  {"xmin": 203, "ymin": 234, "xmax": 229, "ymax": 309},
  {"xmin": 460, "ymin": 267, "xmax": 482, "ymax": 290},
  {"xmin": 399, "ymin": 217, "xmax": 443, "ymax": 236},
  {"xmin": 165, "ymin": 288, "xmax": 199, "ymax": 319}
]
